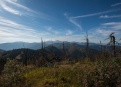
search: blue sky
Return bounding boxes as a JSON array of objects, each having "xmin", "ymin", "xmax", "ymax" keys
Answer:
[{"xmin": 0, "ymin": 0, "xmax": 121, "ymax": 43}]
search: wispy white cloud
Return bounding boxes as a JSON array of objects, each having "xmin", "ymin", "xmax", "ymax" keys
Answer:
[
  {"xmin": 64, "ymin": 13, "xmax": 82, "ymax": 30},
  {"xmin": 53, "ymin": 34, "xmax": 85, "ymax": 42},
  {"xmin": 66, "ymin": 30, "xmax": 73, "ymax": 36},
  {"xmin": 101, "ymin": 22, "xmax": 121, "ymax": 26},
  {"xmin": 0, "ymin": 28, "xmax": 17, "ymax": 37},
  {"xmin": 64, "ymin": 9, "xmax": 121, "ymax": 30},
  {"xmin": 0, "ymin": 17, "xmax": 38, "ymax": 34},
  {"xmin": 68, "ymin": 18, "xmax": 82, "ymax": 30},
  {"xmin": 111, "ymin": 2, "xmax": 121, "ymax": 7},
  {"xmin": 85, "ymin": 21, "xmax": 121, "ymax": 43},
  {"xmin": 44, "ymin": 26, "xmax": 60, "ymax": 35},
  {"xmin": 90, "ymin": 22, "xmax": 121, "ymax": 40},
  {"xmin": 100, "ymin": 15, "xmax": 121, "ymax": 18},
  {"xmin": 101, "ymin": 22, "xmax": 121, "ymax": 30},
  {"xmin": 0, "ymin": 0, "xmax": 48, "ymax": 19},
  {"xmin": 0, "ymin": 0, "xmax": 21, "ymax": 15},
  {"xmin": 0, "ymin": 16, "xmax": 76, "ymax": 43},
  {"xmin": 5, "ymin": 0, "xmax": 31, "ymax": 12},
  {"xmin": 44, "ymin": 26, "xmax": 75, "ymax": 37},
  {"xmin": 0, "ymin": 0, "xmax": 27, "ymax": 15},
  {"xmin": 95, "ymin": 28, "xmax": 115, "ymax": 36},
  {"xmin": 0, "ymin": 17, "xmax": 53, "ymax": 43},
  {"xmin": 72, "ymin": 9, "xmax": 121, "ymax": 19},
  {"xmin": 0, "ymin": 0, "xmax": 53, "ymax": 43}
]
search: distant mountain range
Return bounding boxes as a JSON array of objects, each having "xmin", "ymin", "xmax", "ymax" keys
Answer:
[
  {"xmin": 0, "ymin": 42, "xmax": 101, "ymax": 60},
  {"xmin": 0, "ymin": 41, "xmax": 119, "ymax": 69},
  {"xmin": 0, "ymin": 41, "xmax": 104, "ymax": 60},
  {"xmin": 0, "ymin": 42, "xmax": 41, "ymax": 50},
  {"xmin": 0, "ymin": 41, "xmax": 102, "ymax": 51}
]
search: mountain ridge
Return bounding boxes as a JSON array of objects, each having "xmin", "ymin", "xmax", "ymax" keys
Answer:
[{"xmin": 0, "ymin": 41, "xmax": 101, "ymax": 51}]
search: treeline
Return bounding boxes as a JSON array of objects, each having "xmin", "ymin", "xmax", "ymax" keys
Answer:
[{"xmin": 0, "ymin": 32, "xmax": 121, "ymax": 69}]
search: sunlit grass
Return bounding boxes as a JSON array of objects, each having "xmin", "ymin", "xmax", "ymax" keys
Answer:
[
  {"xmin": 1, "ymin": 58, "xmax": 121, "ymax": 87},
  {"xmin": 23, "ymin": 58, "xmax": 121, "ymax": 87}
]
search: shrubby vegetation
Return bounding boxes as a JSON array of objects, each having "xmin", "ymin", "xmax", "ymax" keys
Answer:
[
  {"xmin": 0, "ymin": 59, "xmax": 25, "ymax": 87},
  {"xmin": 0, "ymin": 58, "xmax": 121, "ymax": 87}
]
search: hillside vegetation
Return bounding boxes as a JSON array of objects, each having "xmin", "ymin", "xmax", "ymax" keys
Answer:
[{"xmin": 0, "ymin": 58, "xmax": 121, "ymax": 87}]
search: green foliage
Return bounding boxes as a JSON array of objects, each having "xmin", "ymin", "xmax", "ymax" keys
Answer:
[
  {"xmin": 23, "ymin": 58, "xmax": 121, "ymax": 87},
  {"xmin": 1, "ymin": 58, "xmax": 121, "ymax": 87},
  {"xmin": 0, "ymin": 59, "xmax": 25, "ymax": 87}
]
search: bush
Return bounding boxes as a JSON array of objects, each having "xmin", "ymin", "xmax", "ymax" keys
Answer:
[{"xmin": 0, "ymin": 59, "xmax": 25, "ymax": 87}]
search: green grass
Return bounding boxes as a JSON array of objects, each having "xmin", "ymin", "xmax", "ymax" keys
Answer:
[
  {"xmin": 1, "ymin": 58, "xmax": 121, "ymax": 87},
  {"xmin": 23, "ymin": 58, "xmax": 121, "ymax": 87}
]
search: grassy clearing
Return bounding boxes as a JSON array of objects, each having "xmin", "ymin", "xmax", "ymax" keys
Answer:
[
  {"xmin": 23, "ymin": 58, "xmax": 121, "ymax": 87},
  {"xmin": 1, "ymin": 58, "xmax": 121, "ymax": 87}
]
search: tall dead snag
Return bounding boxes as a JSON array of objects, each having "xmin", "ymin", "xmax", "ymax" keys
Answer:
[
  {"xmin": 85, "ymin": 31, "xmax": 89, "ymax": 57},
  {"xmin": 22, "ymin": 43, "xmax": 28, "ymax": 66},
  {"xmin": 44, "ymin": 40, "xmax": 46, "ymax": 48},
  {"xmin": 105, "ymin": 32, "xmax": 116, "ymax": 57},
  {"xmin": 100, "ymin": 41, "xmax": 102, "ymax": 53},
  {"xmin": 62, "ymin": 42, "xmax": 66, "ymax": 60},
  {"xmin": 118, "ymin": 39, "xmax": 121, "ymax": 55},
  {"xmin": 62, "ymin": 42, "xmax": 68, "ymax": 60},
  {"xmin": 21, "ymin": 43, "xmax": 25, "ymax": 65},
  {"xmin": 41, "ymin": 37, "xmax": 44, "ymax": 50},
  {"xmin": 37, "ymin": 37, "xmax": 47, "ymax": 67}
]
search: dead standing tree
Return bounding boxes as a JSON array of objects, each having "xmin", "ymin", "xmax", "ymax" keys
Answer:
[
  {"xmin": 62, "ymin": 42, "xmax": 70, "ymax": 61},
  {"xmin": 41, "ymin": 37, "xmax": 44, "ymax": 50},
  {"xmin": 118, "ymin": 38, "xmax": 121, "ymax": 55},
  {"xmin": 84, "ymin": 31, "xmax": 89, "ymax": 58},
  {"xmin": 100, "ymin": 41, "xmax": 102, "ymax": 53},
  {"xmin": 105, "ymin": 32, "xmax": 116, "ymax": 57},
  {"xmin": 22, "ymin": 43, "xmax": 28, "ymax": 66},
  {"xmin": 62, "ymin": 42, "xmax": 66, "ymax": 60},
  {"xmin": 37, "ymin": 37, "xmax": 46, "ymax": 66}
]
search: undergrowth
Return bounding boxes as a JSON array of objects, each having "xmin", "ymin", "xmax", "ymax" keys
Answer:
[{"xmin": 0, "ymin": 58, "xmax": 121, "ymax": 87}]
